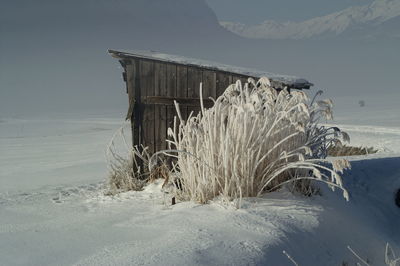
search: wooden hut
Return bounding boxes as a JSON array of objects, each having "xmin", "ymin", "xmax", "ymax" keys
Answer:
[{"xmin": 108, "ymin": 49, "xmax": 313, "ymax": 154}]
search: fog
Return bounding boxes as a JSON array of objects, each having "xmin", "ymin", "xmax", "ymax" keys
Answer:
[{"xmin": 1, "ymin": 0, "xmax": 398, "ymax": 117}]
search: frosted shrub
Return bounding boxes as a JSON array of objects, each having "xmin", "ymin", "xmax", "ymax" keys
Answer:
[
  {"xmin": 384, "ymin": 244, "xmax": 400, "ymax": 266},
  {"xmin": 166, "ymin": 77, "xmax": 350, "ymax": 203},
  {"xmin": 347, "ymin": 243, "xmax": 400, "ymax": 266},
  {"xmin": 106, "ymin": 125, "xmax": 150, "ymax": 194}
]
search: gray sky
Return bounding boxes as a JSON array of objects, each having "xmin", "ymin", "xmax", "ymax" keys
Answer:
[
  {"xmin": 206, "ymin": 0, "xmax": 372, "ymax": 23},
  {"xmin": 1, "ymin": 0, "xmax": 398, "ymax": 117}
]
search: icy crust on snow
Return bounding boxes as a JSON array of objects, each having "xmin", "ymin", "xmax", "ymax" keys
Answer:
[{"xmin": 109, "ymin": 49, "xmax": 313, "ymax": 89}]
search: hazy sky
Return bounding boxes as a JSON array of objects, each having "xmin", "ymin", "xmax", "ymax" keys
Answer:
[
  {"xmin": 206, "ymin": 0, "xmax": 373, "ymax": 23},
  {"xmin": 1, "ymin": 0, "xmax": 398, "ymax": 117}
]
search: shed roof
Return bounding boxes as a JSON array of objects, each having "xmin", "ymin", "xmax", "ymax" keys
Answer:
[{"xmin": 109, "ymin": 49, "xmax": 313, "ymax": 90}]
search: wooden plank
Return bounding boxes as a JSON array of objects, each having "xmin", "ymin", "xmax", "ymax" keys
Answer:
[
  {"xmin": 154, "ymin": 62, "xmax": 167, "ymax": 96},
  {"xmin": 166, "ymin": 64, "xmax": 177, "ymax": 97},
  {"xmin": 166, "ymin": 105, "xmax": 176, "ymax": 147},
  {"xmin": 154, "ymin": 105, "xmax": 167, "ymax": 151},
  {"xmin": 177, "ymin": 65, "xmax": 188, "ymax": 122},
  {"xmin": 187, "ymin": 66, "xmax": 203, "ymax": 118},
  {"xmin": 240, "ymin": 75, "xmax": 249, "ymax": 86},
  {"xmin": 126, "ymin": 59, "xmax": 141, "ymax": 150},
  {"xmin": 142, "ymin": 96, "xmax": 214, "ymax": 107},
  {"xmin": 143, "ymin": 105, "xmax": 155, "ymax": 153},
  {"xmin": 125, "ymin": 63, "xmax": 135, "ymax": 121},
  {"xmin": 166, "ymin": 63, "xmax": 178, "ymax": 147},
  {"xmin": 124, "ymin": 59, "xmax": 144, "ymax": 172},
  {"xmin": 140, "ymin": 60, "xmax": 155, "ymax": 97},
  {"xmin": 122, "ymin": 71, "xmax": 128, "ymax": 93},
  {"xmin": 187, "ymin": 66, "xmax": 202, "ymax": 98},
  {"xmin": 139, "ymin": 60, "xmax": 155, "ymax": 153},
  {"xmin": 232, "ymin": 74, "xmax": 250, "ymax": 89},
  {"xmin": 216, "ymin": 72, "xmax": 232, "ymax": 97},
  {"xmin": 202, "ymin": 70, "xmax": 217, "ymax": 99},
  {"xmin": 154, "ymin": 62, "xmax": 167, "ymax": 151},
  {"xmin": 126, "ymin": 62, "xmax": 136, "ymax": 149},
  {"xmin": 177, "ymin": 65, "xmax": 188, "ymax": 98},
  {"xmin": 231, "ymin": 74, "xmax": 243, "ymax": 86}
]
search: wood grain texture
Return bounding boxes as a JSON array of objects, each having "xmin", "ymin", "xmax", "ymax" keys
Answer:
[
  {"xmin": 165, "ymin": 64, "xmax": 178, "ymax": 148},
  {"xmin": 140, "ymin": 60, "xmax": 155, "ymax": 97},
  {"xmin": 177, "ymin": 65, "xmax": 188, "ymax": 98},
  {"xmin": 176, "ymin": 65, "xmax": 188, "ymax": 122},
  {"xmin": 154, "ymin": 105, "xmax": 167, "ymax": 151},
  {"xmin": 130, "ymin": 59, "xmax": 141, "ymax": 149},
  {"xmin": 140, "ymin": 60, "xmax": 155, "ymax": 153},
  {"xmin": 128, "ymin": 59, "xmax": 257, "ymax": 155},
  {"xmin": 216, "ymin": 72, "xmax": 232, "ymax": 97},
  {"xmin": 154, "ymin": 62, "xmax": 167, "ymax": 151},
  {"xmin": 154, "ymin": 62, "xmax": 167, "ymax": 96},
  {"xmin": 202, "ymin": 70, "xmax": 217, "ymax": 99},
  {"xmin": 142, "ymin": 96, "xmax": 214, "ymax": 107},
  {"xmin": 187, "ymin": 66, "xmax": 203, "ymax": 119},
  {"xmin": 166, "ymin": 64, "xmax": 177, "ymax": 97},
  {"xmin": 231, "ymin": 75, "xmax": 239, "ymax": 84},
  {"xmin": 125, "ymin": 64, "xmax": 135, "ymax": 121},
  {"xmin": 187, "ymin": 66, "xmax": 202, "ymax": 98}
]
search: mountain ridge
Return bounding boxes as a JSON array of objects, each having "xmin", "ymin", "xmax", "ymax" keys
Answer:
[{"xmin": 221, "ymin": 0, "xmax": 400, "ymax": 39}]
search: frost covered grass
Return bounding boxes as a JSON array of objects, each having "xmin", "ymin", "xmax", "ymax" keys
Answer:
[
  {"xmin": 165, "ymin": 77, "xmax": 351, "ymax": 204},
  {"xmin": 328, "ymin": 144, "xmax": 378, "ymax": 157},
  {"xmin": 106, "ymin": 125, "xmax": 173, "ymax": 195},
  {"xmin": 106, "ymin": 126, "xmax": 151, "ymax": 194},
  {"xmin": 347, "ymin": 243, "xmax": 400, "ymax": 266},
  {"xmin": 285, "ymin": 243, "xmax": 400, "ymax": 266}
]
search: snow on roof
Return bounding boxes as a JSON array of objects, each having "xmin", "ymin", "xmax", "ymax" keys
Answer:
[{"xmin": 108, "ymin": 49, "xmax": 313, "ymax": 90}]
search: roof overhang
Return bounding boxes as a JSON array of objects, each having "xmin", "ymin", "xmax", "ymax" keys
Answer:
[{"xmin": 109, "ymin": 49, "xmax": 313, "ymax": 90}]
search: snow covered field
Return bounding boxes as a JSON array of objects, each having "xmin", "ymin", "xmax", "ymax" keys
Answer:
[
  {"xmin": 0, "ymin": 115, "xmax": 121, "ymax": 193},
  {"xmin": 1, "ymin": 97, "xmax": 399, "ymax": 265}
]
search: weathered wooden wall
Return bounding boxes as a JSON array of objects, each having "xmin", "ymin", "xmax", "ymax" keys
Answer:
[{"xmin": 124, "ymin": 57, "xmax": 252, "ymax": 154}]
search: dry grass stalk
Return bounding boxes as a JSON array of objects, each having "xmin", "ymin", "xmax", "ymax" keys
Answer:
[
  {"xmin": 328, "ymin": 145, "xmax": 378, "ymax": 157},
  {"xmin": 149, "ymin": 163, "xmax": 170, "ymax": 187},
  {"xmin": 347, "ymin": 243, "xmax": 400, "ymax": 266},
  {"xmin": 106, "ymin": 124, "xmax": 175, "ymax": 195},
  {"xmin": 105, "ymin": 125, "xmax": 151, "ymax": 195},
  {"xmin": 165, "ymin": 77, "xmax": 351, "ymax": 204}
]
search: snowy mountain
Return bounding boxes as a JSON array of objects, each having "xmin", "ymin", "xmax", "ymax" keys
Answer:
[{"xmin": 221, "ymin": 0, "xmax": 400, "ymax": 39}]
